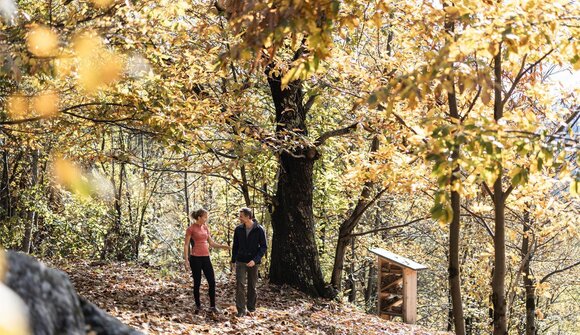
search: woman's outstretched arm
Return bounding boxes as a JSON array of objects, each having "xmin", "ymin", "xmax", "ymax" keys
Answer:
[{"xmin": 208, "ymin": 229, "xmax": 230, "ymax": 249}]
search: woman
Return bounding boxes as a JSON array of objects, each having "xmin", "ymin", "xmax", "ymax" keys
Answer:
[{"xmin": 183, "ymin": 208, "xmax": 229, "ymax": 314}]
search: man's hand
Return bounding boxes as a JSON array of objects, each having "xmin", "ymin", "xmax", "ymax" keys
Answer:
[{"xmin": 246, "ymin": 260, "xmax": 255, "ymax": 267}]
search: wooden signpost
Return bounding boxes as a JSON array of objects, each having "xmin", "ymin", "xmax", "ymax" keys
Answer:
[{"xmin": 369, "ymin": 248, "xmax": 428, "ymax": 324}]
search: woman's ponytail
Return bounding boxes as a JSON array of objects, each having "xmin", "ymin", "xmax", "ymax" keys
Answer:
[{"xmin": 190, "ymin": 208, "xmax": 208, "ymax": 221}]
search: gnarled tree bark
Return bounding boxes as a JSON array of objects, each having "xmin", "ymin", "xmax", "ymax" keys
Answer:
[{"xmin": 266, "ymin": 64, "xmax": 333, "ymax": 298}]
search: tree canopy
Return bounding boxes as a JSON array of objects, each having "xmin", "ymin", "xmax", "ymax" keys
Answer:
[{"xmin": 1, "ymin": 0, "xmax": 578, "ymax": 334}]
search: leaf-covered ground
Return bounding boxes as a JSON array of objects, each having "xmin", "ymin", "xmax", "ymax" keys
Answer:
[{"xmin": 55, "ymin": 260, "xmax": 448, "ymax": 335}]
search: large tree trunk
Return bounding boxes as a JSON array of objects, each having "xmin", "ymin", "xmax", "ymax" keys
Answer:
[
  {"xmin": 331, "ymin": 136, "xmax": 379, "ymax": 290},
  {"xmin": 266, "ymin": 65, "xmax": 333, "ymax": 298}
]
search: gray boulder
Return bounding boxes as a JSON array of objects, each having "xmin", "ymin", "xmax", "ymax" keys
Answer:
[{"xmin": 4, "ymin": 251, "xmax": 142, "ymax": 335}]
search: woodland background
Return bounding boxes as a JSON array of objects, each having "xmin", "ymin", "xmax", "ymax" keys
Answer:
[{"xmin": 0, "ymin": 0, "xmax": 578, "ymax": 334}]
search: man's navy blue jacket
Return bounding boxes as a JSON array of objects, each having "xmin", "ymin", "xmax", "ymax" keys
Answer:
[{"xmin": 231, "ymin": 219, "xmax": 267, "ymax": 264}]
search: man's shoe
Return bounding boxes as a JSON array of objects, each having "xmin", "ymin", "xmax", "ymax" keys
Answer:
[
  {"xmin": 194, "ymin": 307, "xmax": 201, "ymax": 315},
  {"xmin": 236, "ymin": 311, "xmax": 246, "ymax": 317},
  {"xmin": 209, "ymin": 306, "xmax": 221, "ymax": 314}
]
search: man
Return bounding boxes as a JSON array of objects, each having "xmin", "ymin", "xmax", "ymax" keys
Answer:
[{"xmin": 231, "ymin": 207, "xmax": 267, "ymax": 317}]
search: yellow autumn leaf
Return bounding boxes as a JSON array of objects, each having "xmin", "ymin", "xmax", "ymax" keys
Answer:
[
  {"xmin": 55, "ymin": 57, "xmax": 76, "ymax": 78},
  {"xmin": 444, "ymin": 6, "xmax": 460, "ymax": 16},
  {"xmin": 32, "ymin": 91, "xmax": 59, "ymax": 117},
  {"xmin": 72, "ymin": 30, "xmax": 103, "ymax": 58},
  {"xmin": 54, "ymin": 158, "xmax": 81, "ymax": 187},
  {"xmin": 27, "ymin": 25, "xmax": 58, "ymax": 58},
  {"xmin": 281, "ymin": 63, "xmax": 305, "ymax": 89},
  {"xmin": 90, "ymin": 0, "xmax": 114, "ymax": 9},
  {"xmin": 53, "ymin": 158, "xmax": 93, "ymax": 198},
  {"xmin": 78, "ymin": 51, "xmax": 124, "ymax": 92},
  {"xmin": 570, "ymin": 179, "xmax": 579, "ymax": 197},
  {"xmin": 6, "ymin": 95, "xmax": 29, "ymax": 119}
]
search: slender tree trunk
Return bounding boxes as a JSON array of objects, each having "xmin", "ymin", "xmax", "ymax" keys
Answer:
[
  {"xmin": 184, "ymin": 171, "xmax": 190, "ymax": 224},
  {"xmin": 333, "ymin": 238, "xmax": 350, "ymax": 290},
  {"xmin": 101, "ymin": 160, "xmax": 125, "ymax": 260},
  {"xmin": 444, "ymin": 11, "xmax": 466, "ymax": 334},
  {"xmin": 319, "ymin": 224, "xmax": 326, "ymax": 256},
  {"xmin": 491, "ymin": 47, "xmax": 508, "ymax": 335},
  {"xmin": 134, "ymin": 136, "xmax": 148, "ymax": 260},
  {"xmin": 0, "ymin": 150, "xmax": 10, "ymax": 219},
  {"xmin": 21, "ymin": 149, "xmax": 39, "ymax": 253},
  {"xmin": 267, "ymin": 64, "xmax": 332, "ymax": 298},
  {"xmin": 449, "ymin": 185, "xmax": 465, "ymax": 333},
  {"xmin": 448, "ymin": 72, "xmax": 466, "ymax": 335},
  {"xmin": 115, "ymin": 163, "xmax": 124, "ymax": 232},
  {"xmin": 240, "ymin": 165, "xmax": 251, "ymax": 206},
  {"xmin": 466, "ymin": 317, "xmax": 473, "ymax": 335},
  {"xmin": 365, "ymin": 259, "xmax": 376, "ymax": 312},
  {"xmin": 447, "ymin": 293, "xmax": 454, "ymax": 332},
  {"xmin": 522, "ymin": 209, "xmax": 536, "ymax": 335},
  {"xmin": 492, "ymin": 179, "xmax": 507, "ymax": 335},
  {"xmin": 348, "ymin": 238, "xmax": 356, "ymax": 303},
  {"xmin": 331, "ymin": 136, "xmax": 379, "ymax": 290}
]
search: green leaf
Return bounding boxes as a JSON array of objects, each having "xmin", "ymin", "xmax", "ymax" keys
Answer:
[
  {"xmin": 571, "ymin": 178, "xmax": 579, "ymax": 197},
  {"xmin": 368, "ymin": 93, "xmax": 378, "ymax": 106},
  {"xmin": 510, "ymin": 167, "xmax": 528, "ymax": 186}
]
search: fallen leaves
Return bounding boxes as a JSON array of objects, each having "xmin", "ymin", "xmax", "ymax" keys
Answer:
[{"xmin": 53, "ymin": 260, "xmax": 448, "ymax": 335}]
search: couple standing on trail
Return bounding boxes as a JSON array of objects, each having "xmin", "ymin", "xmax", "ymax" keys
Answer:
[{"xmin": 183, "ymin": 207, "xmax": 267, "ymax": 317}]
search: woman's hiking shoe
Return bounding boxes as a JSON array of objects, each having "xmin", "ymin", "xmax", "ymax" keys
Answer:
[
  {"xmin": 236, "ymin": 311, "xmax": 246, "ymax": 317},
  {"xmin": 194, "ymin": 307, "xmax": 201, "ymax": 315},
  {"xmin": 209, "ymin": 306, "xmax": 221, "ymax": 314}
]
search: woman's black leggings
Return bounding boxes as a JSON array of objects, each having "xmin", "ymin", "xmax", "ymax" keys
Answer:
[{"xmin": 189, "ymin": 256, "xmax": 216, "ymax": 308}]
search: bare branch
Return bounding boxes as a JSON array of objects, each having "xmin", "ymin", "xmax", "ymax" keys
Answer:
[
  {"xmin": 0, "ymin": 102, "xmax": 135, "ymax": 125},
  {"xmin": 540, "ymin": 261, "xmax": 580, "ymax": 284},
  {"xmin": 552, "ymin": 109, "xmax": 580, "ymax": 135},
  {"xmin": 502, "ymin": 54, "xmax": 528, "ymax": 105},
  {"xmin": 0, "ymin": 116, "xmax": 45, "ymax": 125},
  {"xmin": 346, "ymin": 217, "xmax": 430, "ymax": 238},
  {"xmin": 315, "ymin": 122, "xmax": 359, "ymax": 146},
  {"xmin": 504, "ymin": 184, "xmax": 515, "ymax": 198},
  {"xmin": 461, "ymin": 205, "xmax": 494, "ymax": 238},
  {"xmin": 461, "ymin": 86, "xmax": 482, "ymax": 122},
  {"xmin": 208, "ymin": 148, "xmax": 238, "ymax": 160},
  {"xmin": 304, "ymin": 94, "xmax": 318, "ymax": 113},
  {"xmin": 482, "ymin": 182, "xmax": 494, "ymax": 200}
]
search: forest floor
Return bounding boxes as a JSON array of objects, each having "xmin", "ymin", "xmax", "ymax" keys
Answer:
[{"xmin": 55, "ymin": 260, "xmax": 449, "ymax": 335}]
